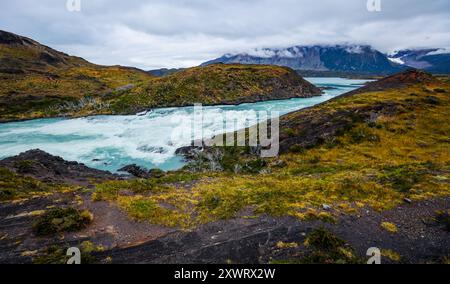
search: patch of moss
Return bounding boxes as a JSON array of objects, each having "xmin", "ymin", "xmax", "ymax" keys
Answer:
[
  {"xmin": 0, "ymin": 167, "xmax": 65, "ymax": 201},
  {"xmin": 302, "ymin": 228, "xmax": 361, "ymax": 264},
  {"xmin": 33, "ymin": 208, "xmax": 93, "ymax": 236},
  {"xmin": 276, "ymin": 241, "xmax": 299, "ymax": 249},
  {"xmin": 381, "ymin": 222, "xmax": 398, "ymax": 233},
  {"xmin": 379, "ymin": 164, "xmax": 428, "ymax": 193},
  {"xmin": 283, "ymin": 128, "xmax": 298, "ymax": 138},
  {"xmin": 14, "ymin": 160, "xmax": 35, "ymax": 174},
  {"xmin": 32, "ymin": 246, "xmax": 70, "ymax": 264},
  {"xmin": 32, "ymin": 241, "xmax": 101, "ymax": 264},
  {"xmin": 117, "ymin": 196, "xmax": 192, "ymax": 228},
  {"xmin": 348, "ymin": 126, "xmax": 380, "ymax": 144},
  {"xmin": 289, "ymin": 145, "xmax": 306, "ymax": 154},
  {"xmin": 93, "ymin": 171, "xmax": 203, "ymax": 201},
  {"xmin": 242, "ymin": 159, "xmax": 268, "ymax": 174},
  {"xmin": 381, "ymin": 249, "xmax": 401, "ymax": 262}
]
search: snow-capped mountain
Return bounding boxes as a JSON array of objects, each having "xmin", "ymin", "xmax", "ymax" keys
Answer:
[
  {"xmin": 388, "ymin": 49, "xmax": 450, "ymax": 74},
  {"xmin": 202, "ymin": 45, "xmax": 404, "ymax": 75}
]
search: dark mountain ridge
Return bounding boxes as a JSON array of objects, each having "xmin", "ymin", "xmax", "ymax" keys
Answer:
[
  {"xmin": 203, "ymin": 45, "xmax": 405, "ymax": 75},
  {"xmin": 388, "ymin": 48, "xmax": 450, "ymax": 74}
]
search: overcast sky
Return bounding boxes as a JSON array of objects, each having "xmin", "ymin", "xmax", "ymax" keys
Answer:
[{"xmin": 1, "ymin": 0, "xmax": 449, "ymax": 69}]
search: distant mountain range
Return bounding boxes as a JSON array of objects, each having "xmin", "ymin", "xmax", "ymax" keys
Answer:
[
  {"xmin": 388, "ymin": 49, "xmax": 450, "ymax": 74},
  {"xmin": 201, "ymin": 45, "xmax": 450, "ymax": 75},
  {"xmin": 147, "ymin": 68, "xmax": 185, "ymax": 77}
]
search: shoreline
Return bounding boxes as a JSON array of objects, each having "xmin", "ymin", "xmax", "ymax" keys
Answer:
[{"xmin": 0, "ymin": 91, "xmax": 325, "ymax": 124}]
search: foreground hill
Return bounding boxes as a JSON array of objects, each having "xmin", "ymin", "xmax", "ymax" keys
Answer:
[
  {"xmin": 203, "ymin": 45, "xmax": 404, "ymax": 76},
  {"xmin": 1, "ymin": 69, "xmax": 448, "ymax": 264},
  {"xmin": 0, "ymin": 30, "xmax": 320, "ymax": 121}
]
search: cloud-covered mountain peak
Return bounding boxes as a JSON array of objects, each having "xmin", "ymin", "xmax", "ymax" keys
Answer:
[{"xmin": 203, "ymin": 44, "xmax": 401, "ymax": 75}]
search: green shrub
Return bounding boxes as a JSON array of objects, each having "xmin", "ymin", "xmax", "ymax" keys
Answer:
[
  {"xmin": 0, "ymin": 167, "xmax": 55, "ymax": 201},
  {"xmin": 14, "ymin": 160, "xmax": 35, "ymax": 174},
  {"xmin": 349, "ymin": 127, "xmax": 380, "ymax": 144},
  {"xmin": 242, "ymin": 159, "xmax": 268, "ymax": 174},
  {"xmin": 283, "ymin": 128, "xmax": 297, "ymax": 137},
  {"xmin": 289, "ymin": 145, "xmax": 305, "ymax": 154},
  {"xmin": 149, "ymin": 168, "xmax": 166, "ymax": 178},
  {"xmin": 302, "ymin": 228, "xmax": 361, "ymax": 264},
  {"xmin": 33, "ymin": 208, "xmax": 93, "ymax": 236},
  {"xmin": 33, "ymin": 241, "xmax": 100, "ymax": 264},
  {"xmin": 380, "ymin": 165, "xmax": 426, "ymax": 193}
]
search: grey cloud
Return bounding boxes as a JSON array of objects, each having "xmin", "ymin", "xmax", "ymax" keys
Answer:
[{"xmin": 0, "ymin": 0, "xmax": 449, "ymax": 69}]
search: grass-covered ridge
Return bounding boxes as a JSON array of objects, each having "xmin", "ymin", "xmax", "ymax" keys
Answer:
[
  {"xmin": 110, "ymin": 64, "xmax": 321, "ymax": 113},
  {"xmin": 92, "ymin": 73, "xmax": 450, "ymax": 228},
  {"xmin": 0, "ymin": 30, "xmax": 320, "ymax": 121}
]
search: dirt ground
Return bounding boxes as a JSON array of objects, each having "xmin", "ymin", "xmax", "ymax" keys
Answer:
[{"xmin": 1, "ymin": 188, "xmax": 448, "ymax": 264}]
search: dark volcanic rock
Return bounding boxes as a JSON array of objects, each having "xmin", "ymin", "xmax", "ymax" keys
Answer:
[
  {"xmin": 94, "ymin": 197, "xmax": 450, "ymax": 264},
  {"xmin": 319, "ymin": 86, "xmax": 338, "ymax": 91},
  {"xmin": 0, "ymin": 30, "xmax": 35, "ymax": 45},
  {"xmin": 175, "ymin": 145, "xmax": 203, "ymax": 160},
  {"xmin": 148, "ymin": 168, "xmax": 166, "ymax": 178},
  {"xmin": 118, "ymin": 164, "xmax": 150, "ymax": 178},
  {"xmin": 278, "ymin": 102, "xmax": 399, "ymax": 154},
  {"xmin": 425, "ymin": 96, "xmax": 440, "ymax": 105},
  {"xmin": 0, "ymin": 149, "xmax": 116, "ymax": 185}
]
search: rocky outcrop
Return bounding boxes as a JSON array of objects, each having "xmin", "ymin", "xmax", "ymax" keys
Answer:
[
  {"xmin": 118, "ymin": 164, "xmax": 166, "ymax": 178},
  {"xmin": 0, "ymin": 30, "xmax": 36, "ymax": 45},
  {"xmin": 343, "ymin": 69, "xmax": 438, "ymax": 96},
  {"xmin": 118, "ymin": 164, "xmax": 151, "ymax": 178},
  {"xmin": 275, "ymin": 70, "xmax": 441, "ymax": 154},
  {"xmin": 95, "ymin": 197, "xmax": 450, "ymax": 264},
  {"xmin": 0, "ymin": 150, "xmax": 116, "ymax": 185}
]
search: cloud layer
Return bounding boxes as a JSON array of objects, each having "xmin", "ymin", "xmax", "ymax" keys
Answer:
[{"xmin": 1, "ymin": 0, "xmax": 449, "ymax": 69}]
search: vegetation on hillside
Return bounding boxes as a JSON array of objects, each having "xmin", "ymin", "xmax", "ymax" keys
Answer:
[
  {"xmin": 33, "ymin": 207, "xmax": 93, "ymax": 236},
  {"xmin": 0, "ymin": 167, "xmax": 77, "ymax": 201},
  {"xmin": 0, "ymin": 31, "xmax": 154, "ymax": 121}
]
